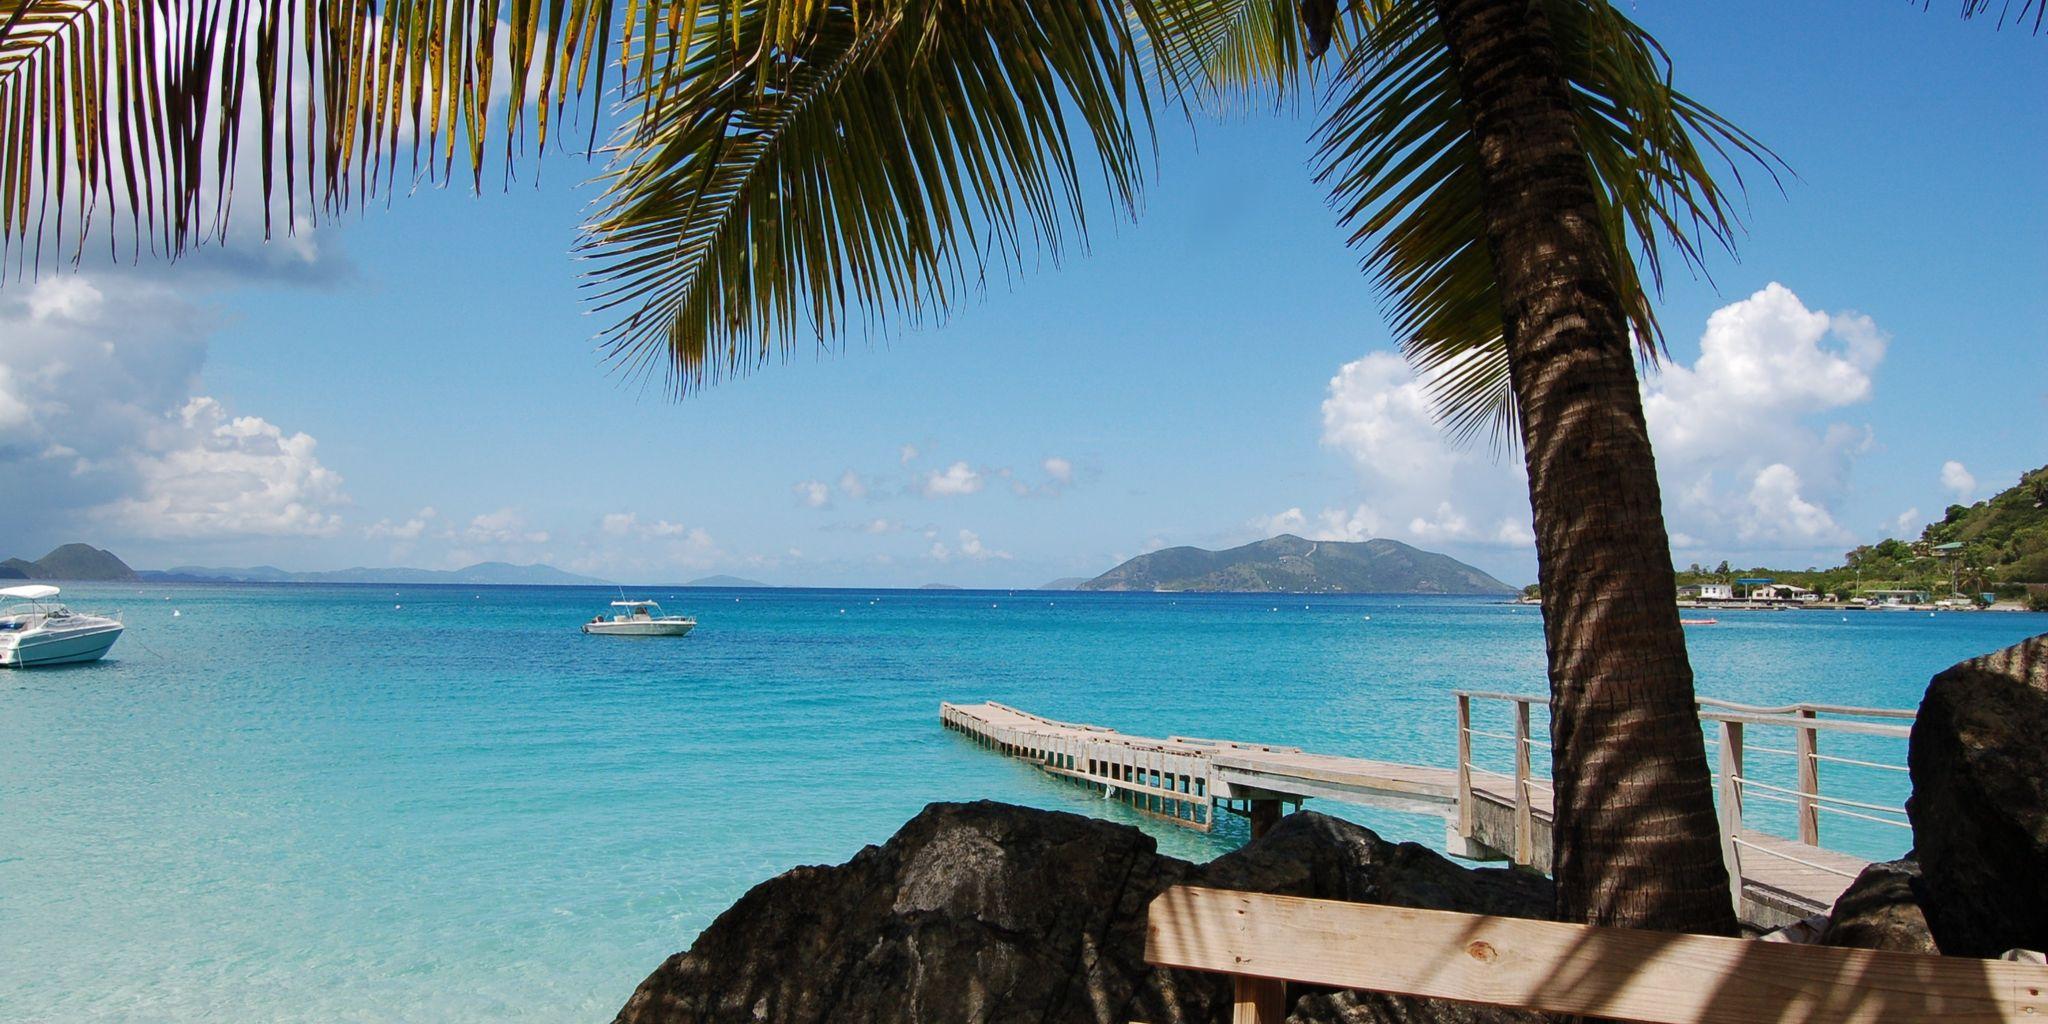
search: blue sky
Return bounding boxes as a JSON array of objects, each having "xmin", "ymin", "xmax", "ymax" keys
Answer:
[{"xmin": 2, "ymin": 2, "xmax": 2042, "ymax": 587}]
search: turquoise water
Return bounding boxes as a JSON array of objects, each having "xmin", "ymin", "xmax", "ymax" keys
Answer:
[{"xmin": 3, "ymin": 583, "xmax": 2042, "ymax": 1023}]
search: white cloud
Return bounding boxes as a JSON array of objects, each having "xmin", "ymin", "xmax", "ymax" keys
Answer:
[
  {"xmin": 922, "ymin": 461, "xmax": 983, "ymax": 497},
  {"xmin": 602, "ymin": 511, "xmax": 693, "ymax": 539},
  {"xmin": 1295, "ymin": 283, "xmax": 1888, "ymax": 562},
  {"xmin": 101, "ymin": 397, "xmax": 347, "ymax": 538},
  {"xmin": 956, "ymin": 529, "xmax": 1011, "ymax": 560},
  {"xmin": 862, "ymin": 518, "xmax": 900, "ymax": 534},
  {"xmin": 1741, "ymin": 464, "xmax": 1842, "ymax": 543},
  {"xmin": 900, "ymin": 444, "xmax": 920, "ymax": 465},
  {"xmin": 464, "ymin": 508, "xmax": 548, "ymax": 545},
  {"xmin": 2, "ymin": 275, "xmax": 350, "ymax": 544},
  {"xmin": 1940, "ymin": 460, "xmax": 1976, "ymax": 500},
  {"xmin": 1043, "ymin": 457, "xmax": 1073, "ymax": 483},
  {"xmin": 1306, "ymin": 351, "xmax": 1531, "ymax": 548},
  {"xmin": 837, "ymin": 470, "xmax": 869, "ymax": 501},
  {"xmin": 1893, "ymin": 507, "xmax": 1922, "ymax": 536},
  {"xmin": 794, "ymin": 480, "xmax": 832, "ymax": 508},
  {"xmin": 1641, "ymin": 283, "xmax": 1884, "ymax": 549},
  {"xmin": 367, "ymin": 506, "xmax": 437, "ymax": 540}
]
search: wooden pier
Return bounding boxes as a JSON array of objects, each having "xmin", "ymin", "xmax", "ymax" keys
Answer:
[{"xmin": 942, "ymin": 694, "xmax": 1913, "ymax": 931}]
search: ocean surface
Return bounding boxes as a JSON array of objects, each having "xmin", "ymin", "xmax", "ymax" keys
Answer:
[{"xmin": 3, "ymin": 583, "xmax": 2042, "ymax": 1023}]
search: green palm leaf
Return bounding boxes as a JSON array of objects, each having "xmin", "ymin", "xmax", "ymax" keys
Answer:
[{"xmin": 578, "ymin": 0, "xmax": 1154, "ymax": 393}]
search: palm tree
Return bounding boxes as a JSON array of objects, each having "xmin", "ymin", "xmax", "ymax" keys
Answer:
[{"xmin": 3, "ymin": 0, "xmax": 2016, "ymax": 933}]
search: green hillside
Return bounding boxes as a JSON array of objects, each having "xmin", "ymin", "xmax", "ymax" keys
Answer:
[
  {"xmin": 0, "ymin": 544, "xmax": 138, "ymax": 582},
  {"xmin": 1078, "ymin": 535, "xmax": 1515, "ymax": 594},
  {"xmin": 1674, "ymin": 463, "xmax": 2048, "ymax": 605}
]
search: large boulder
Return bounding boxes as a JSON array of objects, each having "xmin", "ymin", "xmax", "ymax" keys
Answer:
[
  {"xmin": 611, "ymin": 801, "xmax": 1550, "ymax": 1024},
  {"xmin": 1819, "ymin": 858, "xmax": 1937, "ymax": 954},
  {"xmin": 1907, "ymin": 633, "xmax": 2048, "ymax": 957}
]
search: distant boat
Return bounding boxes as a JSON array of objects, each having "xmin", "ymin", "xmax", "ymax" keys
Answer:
[
  {"xmin": 0, "ymin": 585, "xmax": 124, "ymax": 667},
  {"xmin": 1680, "ymin": 618, "xmax": 1718, "ymax": 625},
  {"xmin": 582, "ymin": 599, "xmax": 696, "ymax": 637}
]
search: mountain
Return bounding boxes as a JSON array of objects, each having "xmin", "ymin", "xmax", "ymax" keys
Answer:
[
  {"xmin": 0, "ymin": 544, "xmax": 138, "ymax": 581},
  {"xmin": 919, "ymin": 583, "xmax": 963, "ymax": 590},
  {"xmin": 1038, "ymin": 577, "xmax": 1092, "ymax": 590},
  {"xmin": 686, "ymin": 575, "xmax": 773, "ymax": 588},
  {"xmin": 1077, "ymin": 535, "xmax": 1515, "ymax": 595},
  {"xmin": 138, "ymin": 562, "xmax": 611, "ymax": 586}
]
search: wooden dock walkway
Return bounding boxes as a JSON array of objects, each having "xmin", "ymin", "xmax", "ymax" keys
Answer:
[{"xmin": 942, "ymin": 696, "xmax": 1912, "ymax": 931}]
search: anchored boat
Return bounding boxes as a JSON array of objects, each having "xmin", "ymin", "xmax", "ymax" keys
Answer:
[
  {"xmin": 582, "ymin": 599, "xmax": 695, "ymax": 637},
  {"xmin": 0, "ymin": 585, "xmax": 124, "ymax": 667}
]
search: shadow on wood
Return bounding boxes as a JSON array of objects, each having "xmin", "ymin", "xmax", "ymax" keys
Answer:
[{"xmin": 1144, "ymin": 886, "xmax": 2038, "ymax": 1023}]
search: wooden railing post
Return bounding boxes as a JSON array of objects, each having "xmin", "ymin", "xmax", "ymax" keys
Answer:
[
  {"xmin": 1795, "ymin": 707, "xmax": 1820, "ymax": 846},
  {"xmin": 1512, "ymin": 699, "xmax": 1533, "ymax": 867},
  {"xmin": 1715, "ymin": 720, "xmax": 1745, "ymax": 916},
  {"xmin": 1455, "ymin": 693, "xmax": 1474, "ymax": 840},
  {"xmin": 1233, "ymin": 976, "xmax": 1286, "ymax": 1024}
]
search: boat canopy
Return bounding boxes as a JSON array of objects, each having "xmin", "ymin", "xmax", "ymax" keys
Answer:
[
  {"xmin": 0, "ymin": 584, "xmax": 59, "ymax": 601},
  {"xmin": 610, "ymin": 600, "xmax": 661, "ymax": 607}
]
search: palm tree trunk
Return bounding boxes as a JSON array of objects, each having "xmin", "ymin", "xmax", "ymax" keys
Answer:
[{"xmin": 1428, "ymin": 0, "xmax": 1739, "ymax": 935}]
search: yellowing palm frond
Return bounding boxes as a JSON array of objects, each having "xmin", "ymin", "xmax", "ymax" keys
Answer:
[{"xmin": 0, "ymin": 0, "xmax": 635, "ymax": 269}]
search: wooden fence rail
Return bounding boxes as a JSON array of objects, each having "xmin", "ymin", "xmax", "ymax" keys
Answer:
[{"xmin": 1145, "ymin": 886, "xmax": 2048, "ymax": 1024}]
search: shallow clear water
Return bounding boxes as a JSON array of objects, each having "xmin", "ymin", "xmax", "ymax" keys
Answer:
[{"xmin": 3, "ymin": 584, "xmax": 2041, "ymax": 1022}]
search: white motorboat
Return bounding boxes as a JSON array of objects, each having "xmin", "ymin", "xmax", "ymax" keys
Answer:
[
  {"xmin": 0, "ymin": 585, "xmax": 124, "ymax": 667},
  {"xmin": 582, "ymin": 599, "xmax": 696, "ymax": 637}
]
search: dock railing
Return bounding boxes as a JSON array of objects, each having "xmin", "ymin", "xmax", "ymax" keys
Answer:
[
  {"xmin": 1453, "ymin": 690, "xmax": 1552, "ymax": 868},
  {"xmin": 1144, "ymin": 886, "xmax": 2046, "ymax": 1023},
  {"xmin": 1456, "ymin": 690, "xmax": 1916, "ymax": 918},
  {"xmin": 1697, "ymin": 698, "xmax": 1916, "ymax": 912}
]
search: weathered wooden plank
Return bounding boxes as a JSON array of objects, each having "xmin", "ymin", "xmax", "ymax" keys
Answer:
[
  {"xmin": 1233, "ymin": 975, "xmax": 1285, "ymax": 1024},
  {"xmin": 1146, "ymin": 887, "xmax": 2048, "ymax": 1024}
]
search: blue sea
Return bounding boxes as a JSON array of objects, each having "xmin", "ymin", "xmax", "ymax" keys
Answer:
[{"xmin": 3, "ymin": 583, "xmax": 2042, "ymax": 1023}]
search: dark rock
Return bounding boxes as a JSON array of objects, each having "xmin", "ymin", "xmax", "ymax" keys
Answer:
[
  {"xmin": 612, "ymin": 802, "xmax": 1551, "ymax": 1024},
  {"xmin": 1819, "ymin": 858, "xmax": 1937, "ymax": 954},
  {"xmin": 1908, "ymin": 633, "xmax": 2048, "ymax": 958},
  {"xmin": 1286, "ymin": 990, "xmax": 1543, "ymax": 1024}
]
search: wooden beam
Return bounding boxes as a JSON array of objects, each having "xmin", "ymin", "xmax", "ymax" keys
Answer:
[
  {"xmin": 1512, "ymin": 700, "xmax": 1533, "ymax": 867},
  {"xmin": 1456, "ymin": 693, "xmax": 1475, "ymax": 840},
  {"xmin": 1233, "ymin": 976, "xmax": 1286, "ymax": 1024},
  {"xmin": 1796, "ymin": 709, "xmax": 1821, "ymax": 846},
  {"xmin": 1717, "ymin": 720, "xmax": 1745, "ymax": 917},
  {"xmin": 1145, "ymin": 887, "xmax": 2048, "ymax": 1024}
]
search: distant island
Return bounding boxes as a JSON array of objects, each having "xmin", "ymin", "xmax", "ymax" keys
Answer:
[
  {"xmin": 0, "ymin": 543, "xmax": 138, "ymax": 582},
  {"xmin": 1, "ymin": 543, "xmax": 611, "ymax": 586},
  {"xmin": 919, "ymin": 583, "xmax": 963, "ymax": 590},
  {"xmin": 685, "ymin": 575, "xmax": 773, "ymax": 588},
  {"xmin": 1077, "ymin": 535, "xmax": 1515, "ymax": 594},
  {"xmin": 1038, "ymin": 577, "xmax": 1092, "ymax": 590}
]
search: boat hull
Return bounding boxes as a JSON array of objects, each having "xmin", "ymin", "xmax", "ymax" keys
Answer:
[
  {"xmin": 582, "ymin": 620, "xmax": 695, "ymax": 637},
  {"xmin": 0, "ymin": 622, "xmax": 123, "ymax": 667}
]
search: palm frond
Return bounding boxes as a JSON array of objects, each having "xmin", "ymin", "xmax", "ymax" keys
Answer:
[
  {"xmin": 579, "ymin": 0, "xmax": 1154, "ymax": 394},
  {"xmin": 0, "ymin": 0, "xmax": 638, "ymax": 272},
  {"xmin": 1312, "ymin": 0, "xmax": 1782, "ymax": 447}
]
